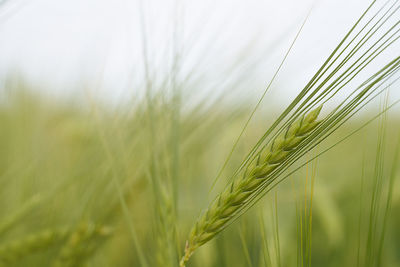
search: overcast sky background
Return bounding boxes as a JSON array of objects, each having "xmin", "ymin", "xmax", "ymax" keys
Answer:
[{"xmin": 0, "ymin": 0, "xmax": 399, "ymax": 110}]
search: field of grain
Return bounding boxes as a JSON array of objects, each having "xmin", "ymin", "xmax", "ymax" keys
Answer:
[{"xmin": 1, "ymin": 1, "xmax": 400, "ymax": 267}]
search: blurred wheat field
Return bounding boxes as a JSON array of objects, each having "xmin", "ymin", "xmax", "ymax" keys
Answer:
[
  {"xmin": 1, "ymin": 0, "xmax": 400, "ymax": 267},
  {"xmin": 0, "ymin": 86, "xmax": 399, "ymax": 267}
]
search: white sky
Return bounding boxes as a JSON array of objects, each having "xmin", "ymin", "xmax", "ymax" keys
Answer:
[{"xmin": 0, "ymin": 0, "xmax": 399, "ymax": 107}]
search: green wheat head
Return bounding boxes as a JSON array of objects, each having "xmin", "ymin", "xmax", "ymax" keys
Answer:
[
  {"xmin": 0, "ymin": 227, "xmax": 70, "ymax": 265},
  {"xmin": 52, "ymin": 222, "xmax": 113, "ymax": 267},
  {"xmin": 155, "ymin": 188, "xmax": 176, "ymax": 267},
  {"xmin": 180, "ymin": 106, "xmax": 322, "ymax": 266}
]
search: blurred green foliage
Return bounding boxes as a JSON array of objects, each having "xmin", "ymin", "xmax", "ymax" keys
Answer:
[{"xmin": 0, "ymin": 86, "xmax": 399, "ymax": 267}]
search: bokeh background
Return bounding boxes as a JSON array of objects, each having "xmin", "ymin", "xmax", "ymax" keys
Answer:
[{"xmin": 0, "ymin": 0, "xmax": 399, "ymax": 266}]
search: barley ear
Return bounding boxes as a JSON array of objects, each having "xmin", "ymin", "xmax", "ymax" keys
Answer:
[
  {"xmin": 0, "ymin": 227, "xmax": 70, "ymax": 265},
  {"xmin": 52, "ymin": 222, "xmax": 113, "ymax": 267},
  {"xmin": 180, "ymin": 106, "xmax": 323, "ymax": 266}
]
